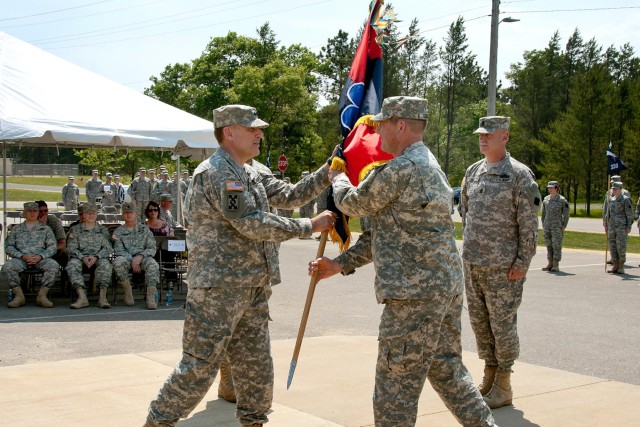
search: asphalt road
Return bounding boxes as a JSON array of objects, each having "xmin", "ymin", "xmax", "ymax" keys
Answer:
[{"xmin": 1, "ymin": 237, "xmax": 638, "ymax": 387}]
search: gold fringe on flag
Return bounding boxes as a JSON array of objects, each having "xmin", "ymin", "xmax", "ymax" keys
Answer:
[{"xmin": 329, "ymin": 212, "xmax": 351, "ymax": 253}]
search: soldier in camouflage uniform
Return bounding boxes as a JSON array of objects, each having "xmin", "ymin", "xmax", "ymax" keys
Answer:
[
  {"xmin": 112, "ymin": 202, "xmax": 160, "ymax": 310},
  {"xmin": 310, "ymin": 97, "xmax": 495, "ymax": 427},
  {"xmin": 129, "ymin": 167, "xmax": 152, "ymax": 221},
  {"xmin": 159, "ymin": 194, "xmax": 177, "ymax": 228},
  {"xmin": 298, "ymin": 171, "xmax": 315, "ymax": 220},
  {"xmin": 152, "ymin": 172, "xmax": 171, "ymax": 205},
  {"xmin": 144, "ymin": 104, "xmax": 335, "ymax": 427},
  {"xmin": 460, "ymin": 116, "xmax": 541, "ymax": 410},
  {"xmin": 66, "ymin": 203, "xmax": 114, "ymax": 309},
  {"xmin": 98, "ymin": 173, "xmax": 117, "ymax": 208},
  {"xmin": 541, "ymin": 181, "xmax": 570, "ymax": 272},
  {"xmin": 277, "ymin": 177, "xmax": 294, "ymax": 218},
  {"xmin": 605, "ymin": 181, "xmax": 633, "ymax": 274},
  {"xmin": 36, "ymin": 201, "xmax": 69, "ymax": 267},
  {"xmin": 148, "ymin": 169, "xmax": 158, "ymax": 198},
  {"xmin": 4, "ymin": 202, "xmax": 60, "ymax": 308},
  {"xmin": 61, "ymin": 176, "xmax": 80, "ymax": 211},
  {"xmin": 181, "ymin": 170, "xmax": 191, "ymax": 188},
  {"xmin": 85, "ymin": 170, "xmax": 103, "ymax": 204},
  {"xmin": 167, "ymin": 172, "xmax": 188, "ymax": 220}
]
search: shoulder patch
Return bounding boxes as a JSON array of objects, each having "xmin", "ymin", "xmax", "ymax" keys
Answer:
[
  {"xmin": 226, "ymin": 181, "xmax": 244, "ymax": 192},
  {"xmin": 526, "ymin": 181, "xmax": 542, "ymax": 211}
]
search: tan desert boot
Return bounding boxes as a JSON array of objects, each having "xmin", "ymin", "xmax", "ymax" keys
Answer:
[
  {"xmin": 120, "ymin": 280, "xmax": 135, "ymax": 306},
  {"xmin": 478, "ymin": 364, "xmax": 497, "ymax": 396},
  {"xmin": 98, "ymin": 287, "xmax": 111, "ymax": 308},
  {"xmin": 146, "ymin": 287, "xmax": 157, "ymax": 310},
  {"xmin": 36, "ymin": 286, "xmax": 54, "ymax": 308},
  {"xmin": 550, "ymin": 260, "xmax": 560, "ymax": 272},
  {"xmin": 70, "ymin": 288, "xmax": 89, "ymax": 309},
  {"xmin": 483, "ymin": 368, "xmax": 513, "ymax": 409},
  {"xmin": 541, "ymin": 260, "xmax": 553, "ymax": 271},
  {"xmin": 616, "ymin": 263, "xmax": 625, "ymax": 274},
  {"xmin": 607, "ymin": 263, "xmax": 619, "ymax": 274},
  {"xmin": 218, "ymin": 358, "xmax": 237, "ymax": 403},
  {"xmin": 7, "ymin": 287, "xmax": 26, "ymax": 308}
]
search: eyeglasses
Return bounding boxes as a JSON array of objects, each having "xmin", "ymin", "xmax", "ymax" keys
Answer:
[
  {"xmin": 147, "ymin": 209, "xmax": 158, "ymax": 212},
  {"xmin": 38, "ymin": 209, "xmax": 48, "ymax": 213}
]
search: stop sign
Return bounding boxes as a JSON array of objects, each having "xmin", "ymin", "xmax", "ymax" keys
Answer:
[{"xmin": 278, "ymin": 155, "xmax": 288, "ymax": 172}]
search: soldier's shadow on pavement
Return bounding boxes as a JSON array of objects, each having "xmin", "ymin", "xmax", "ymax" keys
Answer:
[
  {"xmin": 548, "ymin": 271, "xmax": 575, "ymax": 277},
  {"xmin": 177, "ymin": 399, "xmax": 237, "ymax": 426},
  {"xmin": 492, "ymin": 406, "xmax": 540, "ymax": 426}
]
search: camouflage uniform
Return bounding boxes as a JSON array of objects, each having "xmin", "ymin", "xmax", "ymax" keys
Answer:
[
  {"xmin": 2, "ymin": 222, "xmax": 59, "ymax": 289},
  {"xmin": 129, "ymin": 175, "xmax": 152, "ymax": 220},
  {"xmin": 98, "ymin": 180, "xmax": 118, "ymax": 208},
  {"xmin": 333, "ymin": 136, "xmax": 494, "ymax": 426},
  {"xmin": 153, "ymin": 178, "xmax": 171, "ymax": 204},
  {"xmin": 66, "ymin": 223, "xmax": 114, "ymax": 289},
  {"xmin": 299, "ymin": 199, "xmax": 314, "ymax": 218},
  {"xmin": 315, "ymin": 186, "xmax": 330, "ymax": 214},
  {"xmin": 85, "ymin": 177, "xmax": 103, "ymax": 204},
  {"xmin": 112, "ymin": 223, "xmax": 159, "ymax": 288},
  {"xmin": 61, "ymin": 182, "xmax": 80, "ymax": 211},
  {"xmin": 606, "ymin": 191, "xmax": 633, "ymax": 265},
  {"xmin": 460, "ymin": 152, "xmax": 540, "ymax": 370},
  {"xmin": 167, "ymin": 179, "xmax": 187, "ymax": 219},
  {"xmin": 541, "ymin": 191, "xmax": 570, "ymax": 262},
  {"xmin": 147, "ymin": 131, "xmax": 329, "ymax": 427}
]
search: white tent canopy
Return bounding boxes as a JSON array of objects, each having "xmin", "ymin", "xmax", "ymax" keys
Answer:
[{"xmin": 0, "ymin": 31, "xmax": 217, "ymax": 156}]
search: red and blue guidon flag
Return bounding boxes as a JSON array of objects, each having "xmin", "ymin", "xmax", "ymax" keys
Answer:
[{"xmin": 329, "ymin": 0, "xmax": 397, "ymax": 251}]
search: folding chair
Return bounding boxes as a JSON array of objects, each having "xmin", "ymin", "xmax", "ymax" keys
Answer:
[{"xmin": 158, "ymin": 237, "xmax": 188, "ymax": 293}]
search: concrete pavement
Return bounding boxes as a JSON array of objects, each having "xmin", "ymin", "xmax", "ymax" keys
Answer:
[{"xmin": 1, "ymin": 335, "xmax": 639, "ymax": 426}]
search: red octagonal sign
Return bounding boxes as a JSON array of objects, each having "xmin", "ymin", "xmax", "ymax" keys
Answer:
[{"xmin": 278, "ymin": 155, "xmax": 288, "ymax": 172}]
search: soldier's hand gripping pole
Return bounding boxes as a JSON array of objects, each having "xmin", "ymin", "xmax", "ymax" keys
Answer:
[{"xmin": 287, "ymin": 230, "xmax": 329, "ymax": 389}]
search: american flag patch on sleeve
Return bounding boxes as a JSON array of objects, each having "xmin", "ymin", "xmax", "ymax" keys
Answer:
[{"xmin": 226, "ymin": 181, "xmax": 244, "ymax": 192}]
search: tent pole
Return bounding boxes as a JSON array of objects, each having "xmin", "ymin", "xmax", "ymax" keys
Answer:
[
  {"xmin": 3, "ymin": 141, "xmax": 7, "ymax": 240},
  {"xmin": 175, "ymin": 156, "xmax": 182, "ymax": 227}
]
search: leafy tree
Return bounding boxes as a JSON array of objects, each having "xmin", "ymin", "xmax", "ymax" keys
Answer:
[{"xmin": 318, "ymin": 30, "xmax": 356, "ymax": 102}]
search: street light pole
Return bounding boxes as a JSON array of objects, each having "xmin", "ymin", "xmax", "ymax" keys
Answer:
[{"xmin": 487, "ymin": 0, "xmax": 519, "ymax": 116}]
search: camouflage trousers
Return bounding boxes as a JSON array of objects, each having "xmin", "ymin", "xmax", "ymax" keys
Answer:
[
  {"xmin": 112, "ymin": 256, "xmax": 159, "ymax": 287},
  {"xmin": 134, "ymin": 200, "xmax": 150, "ymax": 222},
  {"xmin": 464, "ymin": 263, "xmax": 524, "ymax": 370},
  {"xmin": 63, "ymin": 199, "xmax": 78, "ymax": 211},
  {"xmin": 543, "ymin": 226, "xmax": 564, "ymax": 261},
  {"xmin": 66, "ymin": 257, "xmax": 113, "ymax": 289},
  {"xmin": 374, "ymin": 296, "xmax": 495, "ymax": 427},
  {"xmin": 147, "ymin": 286, "xmax": 272, "ymax": 426},
  {"xmin": 299, "ymin": 204, "xmax": 314, "ymax": 219},
  {"xmin": 1, "ymin": 257, "xmax": 60, "ymax": 289},
  {"xmin": 607, "ymin": 225, "xmax": 628, "ymax": 264}
]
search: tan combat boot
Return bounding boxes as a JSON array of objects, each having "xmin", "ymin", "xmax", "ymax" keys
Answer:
[
  {"xmin": 478, "ymin": 364, "xmax": 497, "ymax": 396},
  {"xmin": 550, "ymin": 260, "xmax": 560, "ymax": 272},
  {"xmin": 98, "ymin": 287, "xmax": 111, "ymax": 309},
  {"xmin": 70, "ymin": 287, "xmax": 89, "ymax": 309},
  {"xmin": 120, "ymin": 280, "xmax": 135, "ymax": 306},
  {"xmin": 36, "ymin": 286, "xmax": 54, "ymax": 308},
  {"xmin": 541, "ymin": 259, "xmax": 553, "ymax": 271},
  {"xmin": 146, "ymin": 287, "xmax": 157, "ymax": 310},
  {"xmin": 218, "ymin": 358, "xmax": 237, "ymax": 403},
  {"xmin": 7, "ymin": 287, "xmax": 26, "ymax": 308},
  {"xmin": 616, "ymin": 263, "xmax": 625, "ymax": 274},
  {"xmin": 607, "ymin": 263, "xmax": 619, "ymax": 274},
  {"xmin": 483, "ymin": 368, "xmax": 513, "ymax": 409}
]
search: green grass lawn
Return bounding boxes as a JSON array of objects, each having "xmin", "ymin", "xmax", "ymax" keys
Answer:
[
  {"xmin": 0, "ymin": 189, "xmax": 88, "ymax": 203},
  {"xmin": 3, "ymin": 176, "xmax": 90, "ymax": 186}
]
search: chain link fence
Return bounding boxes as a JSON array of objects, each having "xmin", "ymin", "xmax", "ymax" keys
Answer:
[{"xmin": 11, "ymin": 164, "xmax": 79, "ymax": 176}]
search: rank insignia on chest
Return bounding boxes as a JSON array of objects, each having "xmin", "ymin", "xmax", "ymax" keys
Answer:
[{"xmin": 226, "ymin": 181, "xmax": 244, "ymax": 192}]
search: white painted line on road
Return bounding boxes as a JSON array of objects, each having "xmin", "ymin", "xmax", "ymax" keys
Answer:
[
  {"xmin": 532, "ymin": 263, "xmax": 605, "ymax": 270},
  {"xmin": 0, "ymin": 307, "xmax": 184, "ymax": 323}
]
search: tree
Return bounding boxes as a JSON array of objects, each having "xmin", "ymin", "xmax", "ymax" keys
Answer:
[{"xmin": 318, "ymin": 30, "xmax": 356, "ymax": 102}]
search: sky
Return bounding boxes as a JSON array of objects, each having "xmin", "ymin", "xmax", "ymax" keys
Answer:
[{"xmin": 2, "ymin": 0, "xmax": 640, "ymax": 97}]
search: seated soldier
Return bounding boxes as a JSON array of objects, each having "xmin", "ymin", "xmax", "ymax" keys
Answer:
[
  {"xmin": 36, "ymin": 200, "xmax": 69, "ymax": 267},
  {"xmin": 66, "ymin": 203, "xmax": 114, "ymax": 309},
  {"xmin": 159, "ymin": 193, "xmax": 177, "ymax": 228},
  {"xmin": 4, "ymin": 202, "xmax": 60, "ymax": 308},
  {"xmin": 112, "ymin": 202, "xmax": 160, "ymax": 310}
]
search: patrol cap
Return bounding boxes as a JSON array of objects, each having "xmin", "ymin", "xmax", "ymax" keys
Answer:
[
  {"xmin": 68, "ymin": 176, "xmax": 75, "ymax": 180},
  {"xmin": 114, "ymin": 174, "xmax": 120, "ymax": 178},
  {"xmin": 213, "ymin": 104, "xmax": 269, "ymax": 129},
  {"xmin": 611, "ymin": 181, "xmax": 623, "ymax": 189},
  {"xmin": 301, "ymin": 171, "xmax": 309, "ymax": 177},
  {"xmin": 23, "ymin": 202, "xmax": 38, "ymax": 211},
  {"xmin": 610, "ymin": 175, "xmax": 621, "ymax": 182},
  {"xmin": 121, "ymin": 202, "xmax": 136, "ymax": 212},
  {"xmin": 473, "ymin": 116, "xmax": 511, "ymax": 134},
  {"xmin": 77, "ymin": 204, "xmax": 85, "ymax": 214},
  {"xmin": 159, "ymin": 194, "xmax": 172, "ymax": 202},
  {"xmin": 370, "ymin": 96, "xmax": 428, "ymax": 122},
  {"xmin": 83, "ymin": 203, "xmax": 98, "ymax": 213},
  {"xmin": 106, "ymin": 172, "xmax": 112, "ymax": 177},
  {"xmin": 139, "ymin": 167, "xmax": 146, "ymax": 172},
  {"xmin": 92, "ymin": 170, "xmax": 98, "ymax": 173},
  {"xmin": 546, "ymin": 181, "xmax": 559, "ymax": 188},
  {"xmin": 182, "ymin": 170, "xmax": 189, "ymax": 175}
]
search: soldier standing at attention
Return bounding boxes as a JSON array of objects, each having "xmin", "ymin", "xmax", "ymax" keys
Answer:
[
  {"xmin": 541, "ymin": 181, "xmax": 570, "ymax": 272},
  {"xmin": 66, "ymin": 203, "xmax": 113, "ymax": 309},
  {"xmin": 98, "ymin": 173, "xmax": 117, "ymax": 208},
  {"xmin": 460, "ymin": 116, "xmax": 541, "ymax": 409},
  {"xmin": 309, "ymin": 97, "xmax": 496, "ymax": 427},
  {"xmin": 3, "ymin": 202, "xmax": 59, "ymax": 308},
  {"xmin": 181, "ymin": 170, "xmax": 191, "ymax": 187},
  {"xmin": 129, "ymin": 167, "xmax": 152, "ymax": 221},
  {"xmin": 605, "ymin": 181, "xmax": 633, "ymax": 274},
  {"xmin": 112, "ymin": 202, "xmax": 160, "ymax": 310},
  {"xmin": 85, "ymin": 170, "xmax": 103, "ymax": 204},
  {"xmin": 144, "ymin": 104, "xmax": 335, "ymax": 427},
  {"xmin": 61, "ymin": 176, "xmax": 80, "ymax": 211}
]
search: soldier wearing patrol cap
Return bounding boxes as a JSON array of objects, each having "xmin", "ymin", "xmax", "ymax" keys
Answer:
[
  {"xmin": 112, "ymin": 202, "xmax": 160, "ymax": 309},
  {"xmin": 86, "ymin": 170, "xmax": 103, "ymax": 204},
  {"xmin": 460, "ymin": 115, "xmax": 541, "ymax": 409},
  {"xmin": 309, "ymin": 96, "xmax": 496, "ymax": 426},
  {"xmin": 605, "ymin": 181, "xmax": 633, "ymax": 274},
  {"xmin": 98, "ymin": 172, "xmax": 117, "ymax": 208},
  {"xmin": 61, "ymin": 176, "xmax": 80, "ymax": 211},
  {"xmin": 3, "ymin": 202, "xmax": 60, "ymax": 308},
  {"xmin": 144, "ymin": 104, "xmax": 336, "ymax": 427},
  {"xmin": 129, "ymin": 167, "xmax": 152, "ymax": 221},
  {"xmin": 603, "ymin": 175, "xmax": 631, "ymax": 231},
  {"xmin": 541, "ymin": 180, "xmax": 570, "ymax": 272},
  {"xmin": 158, "ymin": 193, "xmax": 177, "ymax": 228}
]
